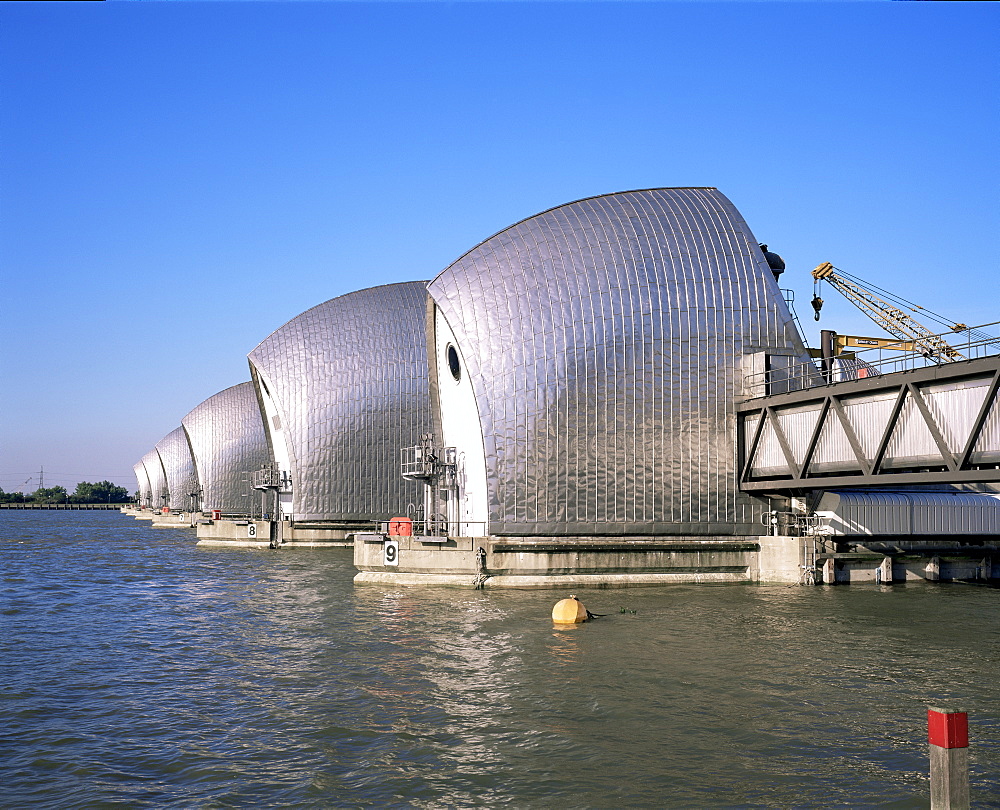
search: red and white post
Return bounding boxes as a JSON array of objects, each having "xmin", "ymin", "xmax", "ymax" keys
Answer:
[{"xmin": 927, "ymin": 706, "xmax": 969, "ymax": 810}]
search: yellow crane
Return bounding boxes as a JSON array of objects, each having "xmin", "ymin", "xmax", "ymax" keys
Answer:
[{"xmin": 809, "ymin": 262, "xmax": 966, "ymax": 361}]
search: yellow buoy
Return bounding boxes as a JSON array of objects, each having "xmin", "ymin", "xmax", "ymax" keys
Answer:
[{"xmin": 552, "ymin": 595, "xmax": 588, "ymax": 624}]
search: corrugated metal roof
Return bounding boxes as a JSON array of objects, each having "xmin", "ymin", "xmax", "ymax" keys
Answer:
[{"xmin": 817, "ymin": 489, "xmax": 1000, "ymax": 535}]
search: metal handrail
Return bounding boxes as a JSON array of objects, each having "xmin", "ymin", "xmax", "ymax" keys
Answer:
[
  {"xmin": 762, "ymin": 511, "xmax": 830, "ymax": 537},
  {"xmin": 380, "ymin": 518, "xmax": 489, "ymax": 537},
  {"xmin": 745, "ymin": 320, "xmax": 1000, "ymax": 397}
]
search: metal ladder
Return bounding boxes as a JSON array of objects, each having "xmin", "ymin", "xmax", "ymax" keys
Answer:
[{"xmin": 800, "ymin": 535, "xmax": 818, "ymax": 585}]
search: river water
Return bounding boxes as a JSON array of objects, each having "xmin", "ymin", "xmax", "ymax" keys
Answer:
[{"xmin": 2, "ymin": 511, "xmax": 998, "ymax": 808}]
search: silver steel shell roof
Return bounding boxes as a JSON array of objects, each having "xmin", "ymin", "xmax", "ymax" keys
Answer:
[
  {"xmin": 141, "ymin": 450, "xmax": 167, "ymax": 510},
  {"xmin": 133, "ymin": 461, "xmax": 151, "ymax": 505},
  {"xmin": 155, "ymin": 426, "xmax": 200, "ymax": 511},
  {"xmin": 428, "ymin": 187, "xmax": 808, "ymax": 536},
  {"xmin": 248, "ymin": 282, "xmax": 432, "ymax": 521},
  {"xmin": 181, "ymin": 382, "xmax": 270, "ymax": 514}
]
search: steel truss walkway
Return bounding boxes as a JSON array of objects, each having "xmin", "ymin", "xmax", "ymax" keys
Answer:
[{"xmin": 738, "ymin": 355, "xmax": 1000, "ymax": 492}]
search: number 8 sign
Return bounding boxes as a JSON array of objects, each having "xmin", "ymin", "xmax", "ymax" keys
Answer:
[{"xmin": 383, "ymin": 538, "xmax": 399, "ymax": 567}]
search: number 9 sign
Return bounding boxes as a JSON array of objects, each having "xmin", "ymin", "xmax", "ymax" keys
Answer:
[{"xmin": 383, "ymin": 538, "xmax": 399, "ymax": 567}]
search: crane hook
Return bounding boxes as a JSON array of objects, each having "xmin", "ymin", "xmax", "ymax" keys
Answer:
[{"xmin": 811, "ymin": 294, "xmax": 824, "ymax": 321}]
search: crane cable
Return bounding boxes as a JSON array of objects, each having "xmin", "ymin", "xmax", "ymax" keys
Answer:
[
  {"xmin": 832, "ymin": 268, "xmax": 962, "ymax": 330},
  {"xmin": 816, "ymin": 266, "xmax": 995, "ymax": 344}
]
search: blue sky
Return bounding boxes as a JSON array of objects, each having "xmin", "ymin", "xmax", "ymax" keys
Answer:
[{"xmin": 1, "ymin": 2, "xmax": 997, "ymax": 493}]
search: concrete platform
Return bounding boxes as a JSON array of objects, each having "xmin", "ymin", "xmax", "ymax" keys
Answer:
[
  {"xmin": 353, "ymin": 532, "xmax": 1000, "ymax": 589},
  {"xmin": 354, "ymin": 570, "xmax": 755, "ymax": 588},
  {"xmin": 151, "ymin": 512, "xmax": 198, "ymax": 528},
  {"xmin": 196, "ymin": 518, "xmax": 354, "ymax": 547},
  {"xmin": 818, "ymin": 548, "xmax": 997, "ymax": 584},
  {"xmin": 355, "ymin": 534, "xmax": 779, "ymax": 589},
  {"xmin": 133, "ymin": 512, "xmax": 999, "ymax": 588}
]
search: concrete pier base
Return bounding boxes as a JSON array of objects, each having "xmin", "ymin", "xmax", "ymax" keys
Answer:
[
  {"xmin": 355, "ymin": 534, "xmax": 785, "ymax": 589},
  {"xmin": 354, "ymin": 569, "xmax": 754, "ymax": 589},
  {"xmin": 817, "ymin": 547, "xmax": 998, "ymax": 584},
  {"xmin": 352, "ymin": 532, "xmax": 1000, "ymax": 589},
  {"xmin": 123, "ymin": 505, "xmax": 1000, "ymax": 589},
  {"xmin": 754, "ymin": 535, "xmax": 813, "ymax": 583},
  {"xmin": 196, "ymin": 519, "xmax": 271, "ymax": 547},
  {"xmin": 196, "ymin": 519, "xmax": 354, "ymax": 547},
  {"xmin": 151, "ymin": 512, "xmax": 197, "ymax": 528}
]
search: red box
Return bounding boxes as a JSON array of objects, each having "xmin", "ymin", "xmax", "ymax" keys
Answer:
[
  {"xmin": 928, "ymin": 708, "xmax": 968, "ymax": 749},
  {"xmin": 388, "ymin": 517, "xmax": 413, "ymax": 537}
]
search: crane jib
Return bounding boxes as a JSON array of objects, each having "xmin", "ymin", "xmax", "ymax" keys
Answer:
[{"xmin": 810, "ymin": 263, "xmax": 965, "ymax": 361}]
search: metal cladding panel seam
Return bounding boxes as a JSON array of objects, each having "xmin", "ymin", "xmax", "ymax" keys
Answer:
[
  {"xmin": 428, "ymin": 188, "xmax": 809, "ymax": 536},
  {"xmin": 248, "ymin": 282, "xmax": 431, "ymax": 521},
  {"xmin": 911, "ymin": 492, "xmax": 1000, "ymax": 534},
  {"xmin": 833, "ymin": 490, "xmax": 911, "ymax": 535},
  {"xmin": 141, "ymin": 450, "xmax": 167, "ymax": 509},
  {"xmin": 155, "ymin": 426, "xmax": 200, "ymax": 511},
  {"xmin": 181, "ymin": 382, "xmax": 270, "ymax": 514}
]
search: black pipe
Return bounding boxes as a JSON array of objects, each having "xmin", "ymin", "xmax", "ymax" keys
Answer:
[{"xmin": 821, "ymin": 329, "xmax": 836, "ymax": 383}]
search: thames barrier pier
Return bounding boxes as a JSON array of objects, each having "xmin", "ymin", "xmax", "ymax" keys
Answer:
[{"xmin": 125, "ymin": 188, "xmax": 1000, "ymax": 586}]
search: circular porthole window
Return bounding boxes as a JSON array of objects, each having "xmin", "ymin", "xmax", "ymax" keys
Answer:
[{"xmin": 446, "ymin": 344, "xmax": 462, "ymax": 382}]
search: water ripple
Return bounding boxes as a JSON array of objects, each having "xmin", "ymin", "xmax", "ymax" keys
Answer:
[{"xmin": 2, "ymin": 512, "xmax": 1000, "ymax": 807}]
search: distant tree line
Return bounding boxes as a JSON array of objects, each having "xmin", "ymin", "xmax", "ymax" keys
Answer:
[{"xmin": 0, "ymin": 480, "xmax": 132, "ymax": 504}]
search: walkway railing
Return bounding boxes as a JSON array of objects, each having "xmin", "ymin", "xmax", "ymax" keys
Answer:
[
  {"xmin": 379, "ymin": 519, "xmax": 489, "ymax": 538},
  {"xmin": 746, "ymin": 320, "xmax": 1000, "ymax": 398}
]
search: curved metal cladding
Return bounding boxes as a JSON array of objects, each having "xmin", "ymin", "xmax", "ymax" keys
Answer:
[
  {"xmin": 141, "ymin": 450, "xmax": 168, "ymax": 510},
  {"xmin": 181, "ymin": 382, "xmax": 270, "ymax": 515},
  {"xmin": 247, "ymin": 282, "xmax": 432, "ymax": 521},
  {"xmin": 154, "ymin": 427, "xmax": 200, "ymax": 511},
  {"xmin": 428, "ymin": 187, "xmax": 809, "ymax": 536},
  {"xmin": 133, "ymin": 461, "xmax": 151, "ymax": 506}
]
